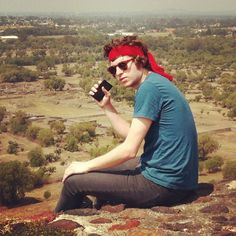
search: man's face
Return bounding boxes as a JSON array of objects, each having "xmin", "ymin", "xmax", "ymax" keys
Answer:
[{"xmin": 110, "ymin": 56, "xmax": 144, "ymax": 89}]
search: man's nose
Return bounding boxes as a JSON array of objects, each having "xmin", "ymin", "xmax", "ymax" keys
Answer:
[{"xmin": 116, "ymin": 66, "xmax": 123, "ymax": 76}]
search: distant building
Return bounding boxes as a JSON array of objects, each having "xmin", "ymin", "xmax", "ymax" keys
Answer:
[
  {"xmin": 107, "ymin": 30, "xmax": 134, "ymax": 37},
  {"xmin": 0, "ymin": 35, "xmax": 18, "ymax": 41}
]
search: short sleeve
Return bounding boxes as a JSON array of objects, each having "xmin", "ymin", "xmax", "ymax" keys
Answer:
[{"xmin": 133, "ymin": 81, "xmax": 162, "ymax": 121}]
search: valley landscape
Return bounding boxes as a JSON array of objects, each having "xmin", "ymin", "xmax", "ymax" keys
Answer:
[{"xmin": 0, "ymin": 13, "xmax": 236, "ymax": 235}]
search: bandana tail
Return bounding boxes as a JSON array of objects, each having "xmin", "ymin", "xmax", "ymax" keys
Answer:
[{"xmin": 147, "ymin": 52, "xmax": 173, "ymax": 81}]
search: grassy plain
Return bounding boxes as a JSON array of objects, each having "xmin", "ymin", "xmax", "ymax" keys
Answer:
[{"xmin": 0, "ymin": 64, "xmax": 235, "ymax": 219}]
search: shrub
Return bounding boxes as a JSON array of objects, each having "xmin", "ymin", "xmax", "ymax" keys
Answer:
[
  {"xmin": 49, "ymin": 120, "xmax": 65, "ymax": 134},
  {"xmin": 223, "ymin": 161, "xmax": 236, "ymax": 180},
  {"xmin": 26, "ymin": 126, "xmax": 41, "ymax": 140},
  {"xmin": 44, "ymin": 77, "xmax": 65, "ymax": 91},
  {"xmin": 198, "ymin": 134, "xmax": 220, "ymax": 161},
  {"xmin": 198, "ymin": 161, "xmax": 204, "ymax": 174},
  {"xmin": 69, "ymin": 121, "xmax": 96, "ymax": 143},
  {"xmin": 205, "ymin": 155, "xmax": 224, "ymax": 173},
  {"xmin": 89, "ymin": 145, "xmax": 114, "ymax": 158},
  {"xmin": 9, "ymin": 110, "xmax": 30, "ymax": 135},
  {"xmin": 0, "ymin": 122, "xmax": 8, "ymax": 132},
  {"xmin": 0, "ymin": 106, "xmax": 6, "ymax": 122},
  {"xmin": 64, "ymin": 135, "xmax": 78, "ymax": 152},
  {"xmin": 1, "ymin": 66, "xmax": 38, "ymax": 83},
  {"xmin": 37, "ymin": 128, "xmax": 54, "ymax": 147},
  {"xmin": 28, "ymin": 147, "xmax": 45, "ymax": 167},
  {"xmin": 45, "ymin": 153, "xmax": 60, "ymax": 163},
  {"xmin": 43, "ymin": 190, "xmax": 51, "ymax": 200},
  {"xmin": 7, "ymin": 140, "xmax": 19, "ymax": 155},
  {"xmin": 32, "ymin": 166, "xmax": 55, "ymax": 187},
  {"xmin": 0, "ymin": 221, "xmax": 76, "ymax": 236},
  {"xmin": 0, "ymin": 161, "xmax": 34, "ymax": 205}
]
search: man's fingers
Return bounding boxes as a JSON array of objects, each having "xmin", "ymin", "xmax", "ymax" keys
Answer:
[{"xmin": 102, "ymin": 87, "xmax": 110, "ymax": 96}]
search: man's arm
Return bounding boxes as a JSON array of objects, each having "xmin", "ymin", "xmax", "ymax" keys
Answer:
[
  {"xmin": 62, "ymin": 117, "xmax": 152, "ymax": 182},
  {"xmin": 102, "ymin": 103, "xmax": 131, "ymax": 139},
  {"xmin": 89, "ymin": 84, "xmax": 131, "ymax": 138}
]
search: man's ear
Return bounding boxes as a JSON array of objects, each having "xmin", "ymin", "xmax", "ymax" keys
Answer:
[{"xmin": 135, "ymin": 56, "xmax": 147, "ymax": 69}]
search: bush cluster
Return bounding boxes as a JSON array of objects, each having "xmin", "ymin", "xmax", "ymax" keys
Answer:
[
  {"xmin": 223, "ymin": 161, "xmax": 236, "ymax": 180},
  {"xmin": 65, "ymin": 121, "xmax": 97, "ymax": 152},
  {"xmin": 44, "ymin": 77, "xmax": 65, "ymax": 91},
  {"xmin": 0, "ymin": 161, "xmax": 34, "ymax": 205}
]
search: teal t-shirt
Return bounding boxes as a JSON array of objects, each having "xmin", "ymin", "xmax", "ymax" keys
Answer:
[{"xmin": 134, "ymin": 73, "xmax": 198, "ymax": 190}]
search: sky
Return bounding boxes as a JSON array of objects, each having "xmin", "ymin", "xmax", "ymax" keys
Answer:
[{"xmin": 0, "ymin": 0, "xmax": 236, "ymax": 15}]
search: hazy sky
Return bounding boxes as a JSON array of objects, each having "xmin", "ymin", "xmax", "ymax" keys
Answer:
[{"xmin": 0, "ymin": 0, "xmax": 236, "ymax": 14}]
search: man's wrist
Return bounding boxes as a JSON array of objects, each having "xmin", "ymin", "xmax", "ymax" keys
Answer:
[{"xmin": 102, "ymin": 103, "xmax": 114, "ymax": 112}]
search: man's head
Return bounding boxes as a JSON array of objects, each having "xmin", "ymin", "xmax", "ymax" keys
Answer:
[
  {"xmin": 104, "ymin": 36, "xmax": 152, "ymax": 88},
  {"xmin": 104, "ymin": 36, "xmax": 151, "ymax": 73},
  {"xmin": 104, "ymin": 36, "xmax": 173, "ymax": 84}
]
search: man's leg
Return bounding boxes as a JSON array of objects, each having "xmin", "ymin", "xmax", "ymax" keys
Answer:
[
  {"xmin": 54, "ymin": 158, "xmax": 140, "ymax": 213},
  {"xmin": 54, "ymin": 158, "xmax": 191, "ymax": 213}
]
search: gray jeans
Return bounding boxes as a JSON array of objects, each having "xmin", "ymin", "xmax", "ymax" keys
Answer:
[{"xmin": 55, "ymin": 158, "xmax": 191, "ymax": 213}]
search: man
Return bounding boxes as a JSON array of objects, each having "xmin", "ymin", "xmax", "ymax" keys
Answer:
[{"xmin": 55, "ymin": 36, "xmax": 198, "ymax": 213}]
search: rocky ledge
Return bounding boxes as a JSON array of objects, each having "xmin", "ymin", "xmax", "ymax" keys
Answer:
[{"xmin": 1, "ymin": 180, "xmax": 236, "ymax": 236}]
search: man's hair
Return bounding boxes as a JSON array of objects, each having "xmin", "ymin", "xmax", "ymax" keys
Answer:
[{"xmin": 104, "ymin": 35, "xmax": 152, "ymax": 70}]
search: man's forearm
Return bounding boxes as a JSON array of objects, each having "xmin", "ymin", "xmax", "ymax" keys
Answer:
[
  {"xmin": 103, "ymin": 103, "xmax": 130, "ymax": 138},
  {"xmin": 87, "ymin": 142, "xmax": 136, "ymax": 172}
]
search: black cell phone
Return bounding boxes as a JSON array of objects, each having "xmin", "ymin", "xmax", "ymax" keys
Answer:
[{"xmin": 91, "ymin": 80, "xmax": 113, "ymax": 102}]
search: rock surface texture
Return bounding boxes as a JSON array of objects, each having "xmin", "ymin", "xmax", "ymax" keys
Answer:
[{"xmin": 1, "ymin": 180, "xmax": 236, "ymax": 236}]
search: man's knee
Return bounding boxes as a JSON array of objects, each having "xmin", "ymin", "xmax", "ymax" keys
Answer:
[
  {"xmin": 63, "ymin": 174, "xmax": 80, "ymax": 188},
  {"xmin": 63, "ymin": 173, "xmax": 91, "ymax": 190}
]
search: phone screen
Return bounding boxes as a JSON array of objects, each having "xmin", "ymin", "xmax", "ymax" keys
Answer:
[{"xmin": 91, "ymin": 80, "xmax": 113, "ymax": 102}]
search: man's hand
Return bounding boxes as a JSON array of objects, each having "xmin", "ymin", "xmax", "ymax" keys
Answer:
[
  {"xmin": 89, "ymin": 80, "xmax": 112, "ymax": 108},
  {"xmin": 62, "ymin": 161, "xmax": 89, "ymax": 183}
]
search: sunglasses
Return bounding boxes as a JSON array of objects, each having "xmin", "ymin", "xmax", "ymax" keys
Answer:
[{"xmin": 107, "ymin": 58, "xmax": 134, "ymax": 76}]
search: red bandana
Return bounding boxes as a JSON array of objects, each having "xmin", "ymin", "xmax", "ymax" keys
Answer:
[{"xmin": 108, "ymin": 45, "xmax": 173, "ymax": 81}]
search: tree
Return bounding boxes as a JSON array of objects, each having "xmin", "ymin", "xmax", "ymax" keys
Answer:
[
  {"xmin": 9, "ymin": 110, "xmax": 30, "ymax": 135},
  {"xmin": 44, "ymin": 78, "xmax": 65, "ymax": 91},
  {"xmin": 49, "ymin": 120, "xmax": 65, "ymax": 134},
  {"xmin": 69, "ymin": 121, "xmax": 97, "ymax": 143},
  {"xmin": 44, "ymin": 190, "xmax": 51, "ymax": 200},
  {"xmin": 228, "ymin": 107, "xmax": 236, "ymax": 118},
  {"xmin": 36, "ymin": 61, "xmax": 48, "ymax": 73},
  {"xmin": 223, "ymin": 161, "xmax": 236, "ymax": 180},
  {"xmin": 62, "ymin": 64, "xmax": 74, "ymax": 77},
  {"xmin": 28, "ymin": 147, "xmax": 45, "ymax": 167},
  {"xmin": 64, "ymin": 135, "xmax": 78, "ymax": 152},
  {"xmin": 37, "ymin": 128, "xmax": 54, "ymax": 147},
  {"xmin": 45, "ymin": 153, "xmax": 60, "ymax": 163},
  {"xmin": 205, "ymin": 155, "xmax": 224, "ymax": 173},
  {"xmin": 7, "ymin": 141, "xmax": 19, "ymax": 155},
  {"xmin": 0, "ymin": 161, "xmax": 34, "ymax": 205},
  {"xmin": 198, "ymin": 134, "xmax": 220, "ymax": 161},
  {"xmin": 26, "ymin": 126, "xmax": 41, "ymax": 140},
  {"xmin": 0, "ymin": 106, "xmax": 6, "ymax": 122}
]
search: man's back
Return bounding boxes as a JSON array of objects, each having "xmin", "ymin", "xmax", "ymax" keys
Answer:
[{"xmin": 134, "ymin": 72, "xmax": 198, "ymax": 190}]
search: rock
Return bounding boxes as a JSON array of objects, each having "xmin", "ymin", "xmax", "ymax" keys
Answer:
[
  {"xmin": 28, "ymin": 211, "xmax": 57, "ymax": 223},
  {"xmin": 109, "ymin": 219, "xmax": 140, "ymax": 231},
  {"xmin": 162, "ymin": 222, "xmax": 201, "ymax": 233},
  {"xmin": 200, "ymin": 203, "xmax": 229, "ymax": 214},
  {"xmin": 63, "ymin": 208, "xmax": 99, "ymax": 216},
  {"xmin": 229, "ymin": 216, "xmax": 236, "ymax": 226},
  {"xmin": 151, "ymin": 206, "xmax": 181, "ymax": 214},
  {"xmin": 227, "ymin": 181, "xmax": 236, "ymax": 190},
  {"xmin": 48, "ymin": 219, "xmax": 83, "ymax": 230},
  {"xmin": 229, "ymin": 191, "xmax": 236, "ymax": 198},
  {"xmin": 11, "ymin": 222, "xmax": 27, "ymax": 231},
  {"xmin": 195, "ymin": 196, "xmax": 213, "ymax": 203},
  {"xmin": 212, "ymin": 216, "xmax": 228, "ymax": 224},
  {"xmin": 1, "ymin": 180, "xmax": 236, "ymax": 236},
  {"xmin": 101, "ymin": 203, "xmax": 125, "ymax": 213},
  {"xmin": 89, "ymin": 217, "xmax": 112, "ymax": 224},
  {"xmin": 128, "ymin": 228, "xmax": 168, "ymax": 236}
]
